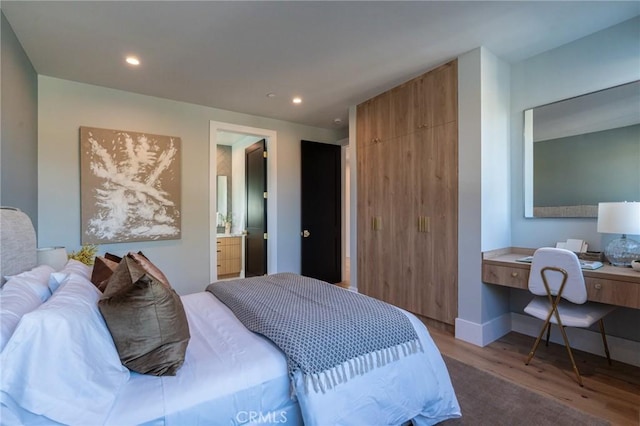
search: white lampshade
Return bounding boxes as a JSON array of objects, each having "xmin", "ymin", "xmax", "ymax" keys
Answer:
[
  {"xmin": 597, "ymin": 202, "xmax": 640, "ymax": 235},
  {"xmin": 37, "ymin": 247, "xmax": 68, "ymax": 271}
]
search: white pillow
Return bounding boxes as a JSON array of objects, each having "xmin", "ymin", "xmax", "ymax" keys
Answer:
[
  {"xmin": 2, "ymin": 265, "xmax": 55, "ymax": 302},
  {"xmin": 0, "ymin": 265, "xmax": 55, "ymax": 352},
  {"xmin": 0, "ymin": 273, "xmax": 130, "ymax": 425},
  {"xmin": 47, "ymin": 272, "xmax": 70, "ymax": 293},
  {"xmin": 59, "ymin": 258, "xmax": 92, "ymax": 279}
]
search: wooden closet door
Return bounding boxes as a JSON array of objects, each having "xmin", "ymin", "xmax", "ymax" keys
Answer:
[
  {"xmin": 388, "ymin": 134, "xmax": 418, "ymax": 312},
  {"xmin": 357, "ymin": 139, "xmax": 395, "ymax": 303},
  {"xmin": 430, "ymin": 121, "xmax": 458, "ymax": 324},
  {"xmin": 356, "ymin": 59, "xmax": 458, "ymax": 325},
  {"xmin": 428, "ymin": 61, "xmax": 457, "ymax": 127},
  {"xmin": 356, "ymin": 92, "xmax": 391, "ymax": 148},
  {"xmin": 409, "ymin": 127, "xmax": 436, "ymax": 318},
  {"xmin": 389, "ymin": 82, "xmax": 416, "ymax": 140},
  {"xmin": 411, "ymin": 123, "xmax": 457, "ymax": 324},
  {"xmin": 413, "ymin": 61, "xmax": 457, "ymax": 131}
]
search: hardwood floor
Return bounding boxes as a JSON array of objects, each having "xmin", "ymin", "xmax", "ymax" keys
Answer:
[{"xmin": 426, "ymin": 326, "xmax": 640, "ymax": 425}]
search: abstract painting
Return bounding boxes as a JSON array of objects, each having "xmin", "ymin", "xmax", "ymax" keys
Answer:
[{"xmin": 80, "ymin": 126, "xmax": 181, "ymax": 244}]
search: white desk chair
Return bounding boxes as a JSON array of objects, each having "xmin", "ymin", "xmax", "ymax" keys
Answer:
[{"xmin": 523, "ymin": 247, "xmax": 616, "ymax": 386}]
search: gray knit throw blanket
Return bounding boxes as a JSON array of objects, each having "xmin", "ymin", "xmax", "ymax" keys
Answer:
[{"xmin": 206, "ymin": 273, "xmax": 422, "ymax": 394}]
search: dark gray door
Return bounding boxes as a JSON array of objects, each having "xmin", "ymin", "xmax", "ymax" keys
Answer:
[
  {"xmin": 301, "ymin": 140, "xmax": 341, "ymax": 283},
  {"xmin": 245, "ymin": 140, "xmax": 267, "ymax": 277}
]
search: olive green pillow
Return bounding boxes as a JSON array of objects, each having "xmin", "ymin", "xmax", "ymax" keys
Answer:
[{"xmin": 98, "ymin": 254, "xmax": 190, "ymax": 376}]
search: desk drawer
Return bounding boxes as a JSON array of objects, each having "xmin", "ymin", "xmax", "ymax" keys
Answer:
[
  {"xmin": 586, "ymin": 278, "xmax": 639, "ymax": 309},
  {"xmin": 482, "ymin": 264, "xmax": 529, "ymax": 289}
]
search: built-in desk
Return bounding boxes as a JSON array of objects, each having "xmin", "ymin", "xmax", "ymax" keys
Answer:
[{"xmin": 483, "ymin": 248, "xmax": 640, "ymax": 309}]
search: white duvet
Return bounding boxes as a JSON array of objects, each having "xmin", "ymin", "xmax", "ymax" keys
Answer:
[{"xmin": 1, "ymin": 291, "xmax": 460, "ymax": 425}]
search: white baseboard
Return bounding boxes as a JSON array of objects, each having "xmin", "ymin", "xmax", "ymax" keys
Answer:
[
  {"xmin": 455, "ymin": 313, "xmax": 511, "ymax": 347},
  {"xmin": 511, "ymin": 312, "xmax": 640, "ymax": 367}
]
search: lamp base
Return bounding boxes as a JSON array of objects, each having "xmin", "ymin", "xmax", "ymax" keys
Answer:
[{"xmin": 604, "ymin": 235, "xmax": 640, "ymax": 267}]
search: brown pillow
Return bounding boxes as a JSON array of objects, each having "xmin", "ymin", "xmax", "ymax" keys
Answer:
[
  {"xmin": 104, "ymin": 252, "xmax": 122, "ymax": 263},
  {"xmin": 128, "ymin": 252, "xmax": 170, "ymax": 287},
  {"xmin": 90, "ymin": 256, "xmax": 120, "ymax": 291},
  {"xmin": 98, "ymin": 253, "xmax": 190, "ymax": 376}
]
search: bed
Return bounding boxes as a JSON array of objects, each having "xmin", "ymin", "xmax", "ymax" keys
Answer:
[{"xmin": 0, "ymin": 207, "xmax": 460, "ymax": 425}]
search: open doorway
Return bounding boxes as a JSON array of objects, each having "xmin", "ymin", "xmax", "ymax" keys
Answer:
[{"xmin": 209, "ymin": 122, "xmax": 278, "ymax": 283}]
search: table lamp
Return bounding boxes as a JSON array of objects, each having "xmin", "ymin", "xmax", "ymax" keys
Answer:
[
  {"xmin": 597, "ymin": 202, "xmax": 640, "ymax": 267},
  {"xmin": 37, "ymin": 247, "xmax": 68, "ymax": 271}
]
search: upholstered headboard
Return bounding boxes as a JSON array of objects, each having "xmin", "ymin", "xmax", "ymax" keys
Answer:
[{"xmin": 0, "ymin": 207, "xmax": 37, "ymax": 285}]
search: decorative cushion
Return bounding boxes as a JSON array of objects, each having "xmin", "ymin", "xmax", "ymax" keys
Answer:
[
  {"xmin": 104, "ymin": 252, "xmax": 123, "ymax": 263},
  {"xmin": 0, "ymin": 265, "xmax": 55, "ymax": 352},
  {"xmin": 0, "ymin": 273, "xmax": 130, "ymax": 425},
  {"xmin": 91, "ymin": 255, "xmax": 120, "ymax": 291},
  {"xmin": 99, "ymin": 253, "xmax": 190, "ymax": 376}
]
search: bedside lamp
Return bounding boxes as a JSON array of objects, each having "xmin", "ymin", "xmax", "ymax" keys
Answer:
[
  {"xmin": 597, "ymin": 202, "xmax": 640, "ymax": 267},
  {"xmin": 37, "ymin": 247, "xmax": 68, "ymax": 271}
]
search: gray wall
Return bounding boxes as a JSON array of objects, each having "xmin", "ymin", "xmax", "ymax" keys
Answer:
[
  {"xmin": 534, "ymin": 124, "xmax": 640, "ymax": 207},
  {"xmin": 511, "ymin": 16, "xmax": 640, "ymax": 251},
  {"xmin": 38, "ymin": 76, "xmax": 344, "ymax": 295},
  {"xmin": 1, "ymin": 12, "xmax": 38, "ymax": 229},
  {"xmin": 510, "ymin": 16, "xmax": 640, "ymax": 342}
]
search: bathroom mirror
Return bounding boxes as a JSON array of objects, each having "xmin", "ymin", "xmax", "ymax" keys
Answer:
[
  {"xmin": 217, "ymin": 175, "xmax": 228, "ymax": 227},
  {"xmin": 524, "ymin": 80, "xmax": 640, "ymax": 218}
]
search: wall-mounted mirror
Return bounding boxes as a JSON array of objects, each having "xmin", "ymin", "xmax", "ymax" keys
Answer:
[
  {"xmin": 524, "ymin": 80, "xmax": 640, "ymax": 218},
  {"xmin": 217, "ymin": 175, "xmax": 228, "ymax": 227}
]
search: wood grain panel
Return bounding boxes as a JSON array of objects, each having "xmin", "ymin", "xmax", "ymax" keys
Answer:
[
  {"xmin": 389, "ymin": 81, "xmax": 416, "ymax": 140},
  {"xmin": 217, "ymin": 237, "xmax": 241, "ymax": 277},
  {"xmin": 482, "ymin": 264, "xmax": 530, "ymax": 289},
  {"xmin": 356, "ymin": 59, "xmax": 458, "ymax": 325},
  {"xmin": 428, "ymin": 61, "xmax": 457, "ymax": 127},
  {"xmin": 356, "ymin": 92, "xmax": 390, "ymax": 148},
  {"xmin": 586, "ymin": 278, "xmax": 639, "ymax": 309}
]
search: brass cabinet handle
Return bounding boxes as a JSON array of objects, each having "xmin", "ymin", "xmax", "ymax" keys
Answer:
[
  {"xmin": 511, "ymin": 272, "xmax": 518, "ymax": 278},
  {"xmin": 594, "ymin": 283, "xmax": 602, "ymax": 290},
  {"xmin": 418, "ymin": 216, "xmax": 431, "ymax": 232}
]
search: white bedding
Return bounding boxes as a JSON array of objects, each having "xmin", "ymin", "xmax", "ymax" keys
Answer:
[
  {"xmin": 293, "ymin": 310, "xmax": 460, "ymax": 425},
  {"xmin": 2, "ymin": 291, "xmax": 459, "ymax": 425},
  {"xmin": 1, "ymin": 292, "xmax": 301, "ymax": 426},
  {"xmin": 110, "ymin": 292, "xmax": 302, "ymax": 425}
]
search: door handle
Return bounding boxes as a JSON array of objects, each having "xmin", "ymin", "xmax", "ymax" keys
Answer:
[{"xmin": 301, "ymin": 230, "xmax": 311, "ymax": 238}]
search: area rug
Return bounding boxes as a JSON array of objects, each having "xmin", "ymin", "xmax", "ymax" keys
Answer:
[{"xmin": 439, "ymin": 356, "xmax": 610, "ymax": 426}]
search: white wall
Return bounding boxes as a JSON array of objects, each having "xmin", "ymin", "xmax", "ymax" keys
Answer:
[
  {"xmin": 456, "ymin": 47, "xmax": 512, "ymax": 346},
  {"xmin": 38, "ymin": 76, "xmax": 343, "ymax": 295}
]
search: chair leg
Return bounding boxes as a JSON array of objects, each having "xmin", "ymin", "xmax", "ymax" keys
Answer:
[
  {"xmin": 545, "ymin": 323, "xmax": 551, "ymax": 347},
  {"xmin": 525, "ymin": 319, "xmax": 551, "ymax": 366},
  {"xmin": 598, "ymin": 319, "xmax": 612, "ymax": 366},
  {"xmin": 557, "ymin": 324, "xmax": 583, "ymax": 387}
]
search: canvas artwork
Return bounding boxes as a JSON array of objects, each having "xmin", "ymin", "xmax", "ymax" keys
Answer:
[{"xmin": 80, "ymin": 126, "xmax": 181, "ymax": 244}]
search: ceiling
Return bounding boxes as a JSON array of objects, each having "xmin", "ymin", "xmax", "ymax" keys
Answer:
[{"xmin": 2, "ymin": 1, "xmax": 639, "ymax": 130}]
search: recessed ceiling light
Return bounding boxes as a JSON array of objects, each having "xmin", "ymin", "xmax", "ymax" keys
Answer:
[
  {"xmin": 292, "ymin": 97, "xmax": 302, "ymax": 104},
  {"xmin": 125, "ymin": 56, "xmax": 140, "ymax": 66},
  {"xmin": 333, "ymin": 118, "xmax": 342, "ymax": 124},
  {"xmin": 266, "ymin": 93, "xmax": 276, "ymax": 98}
]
